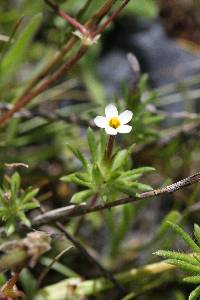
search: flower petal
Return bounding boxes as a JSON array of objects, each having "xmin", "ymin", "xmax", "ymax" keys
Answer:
[
  {"xmin": 105, "ymin": 104, "xmax": 118, "ymax": 119},
  {"xmin": 117, "ymin": 125, "xmax": 132, "ymax": 133},
  {"xmin": 105, "ymin": 125, "xmax": 117, "ymax": 135},
  {"xmin": 94, "ymin": 116, "xmax": 107, "ymax": 128},
  {"xmin": 119, "ymin": 110, "xmax": 133, "ymax": 124}
]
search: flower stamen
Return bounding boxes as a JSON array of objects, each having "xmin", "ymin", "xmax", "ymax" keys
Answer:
[{"xmin": 109, "ymin": 117, "xmax": 121, "ymax": 129}]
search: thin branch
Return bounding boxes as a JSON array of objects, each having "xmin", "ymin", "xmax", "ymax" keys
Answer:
[
  {"xmin": 139, "ymin": 172, "xmax": 200, "ymax": 197},
  {"xmin": 45, "ymin": 0, "xmax": 89, "ymax": 35},
  {"xmin": 38, "ymin": 246, "xmax": 73, "ymax": 285},
  {"xmin": 0, "ymin": 45, "xmax": 89, "ymax": 127},
  {"xmin": 32, "ymin": 171, "xmax": 200, "ymax": 226},
  {"xmin": 55, "ymin": 222, "xmax": 126, "ymax": 295},
  {"xmin": 93, "ymin": 0, "xmax": 130, "ymax": 36}
]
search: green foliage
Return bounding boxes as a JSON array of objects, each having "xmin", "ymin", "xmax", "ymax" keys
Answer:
[
  {"xmin": 61, "ymin": 128, "xmax": 154, "ymax": 203},
  {"xmin": 0, "ymin": 172, "xmax": 39, "ymax": 235},
  {"xmin": 120, "ymin": 75, "xmax": 164, "ymax": 144},
  {"xmin": 155, "ymin": 223, "xmax": 200, "ymax": 300},
  {"xmin": 124, "ymin": 0, "xmax": 158, "ymax": 18},
  {"xmin": 0, "ymin": 14, "xmax": 42, "ymax": 88}
]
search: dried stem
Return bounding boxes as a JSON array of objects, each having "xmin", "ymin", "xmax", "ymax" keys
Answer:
[
  {"xmin": 0, "ymin": 272, "xmax": 25, "ymax": 299},
  {"xmin": 33, "ymin": 171, "xmax": 200, "ymax": 226}
]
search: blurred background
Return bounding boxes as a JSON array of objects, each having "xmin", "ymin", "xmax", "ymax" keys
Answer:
[{"xmin": 1, "ymin": 1, "xmax": 200, "ymax": 299}]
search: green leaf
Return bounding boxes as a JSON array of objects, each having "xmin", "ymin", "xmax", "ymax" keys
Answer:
[
  {"xmin": 154, "ymin": 250, "xmax": 198, "ymax": 265},
  {"xmin": 194, "ymin": 224, "xmax": 200, "ymax": 247},
  {"xmin": 0, "ymin": 14, "xmax": 42, "ymax": 84},
  {"xmin": 92, "ymin": 164, "xmax": 103, "ymax": 186},
  {"xmin": 18, "ymin": 211, "xmax": 31, "ymax": 227},
  {"xmin": 184, "ymin": 276, "xmax": 200, "ymax": 284},
  {"xmin": 135, "ymin": 183, "xmax": 153, "ymax": 192},
  {"xmin": 165, "ymin": 259, "xmax": 200, "ymax": 273},
  {"xmin": 61, "ymin": 174, "xmax": 91, "ymax": 188},
  {"xmin": 168, "ymin": 222, "xmax": 200, "ymax": 254},
  {"xmin": 11, "ymin": 172, "xmax": 20, "ymax": 196},
  {"xmin": 155, "ymin": 211, "xmax": 182, "ymax": 241},
  {"xmin": 120, "ymin": 173, "xmax": 142, "ymax": 181},
  {"xmin": 66, "ymin": 143, "xmax": 88, "ymax": 168},
  {"xmin": 22, "ymin": 202, "xmax": 39, "ymax": 210},
  {"xmin": 138, "ymin": 74, "xmax": 149, "ymax": 93},
  {"xmin": 113, "ymin": 182, "xmax": 136, "ymax": 196},
  {"xmin": 125, "ymin": 0, "xmax": 158, "ymax": 18},
  {"xmin": 111, "ymin": 150, "xmax": 128, "ymax": 171},
  {"xmin": 87, "ymin": 127, "xmax": 97, "ymax": 162},
  {"xmin": 21, "ymin": 188, "xmax": 39, "ymax": 203},
  {"xmin": 189, "ymin": 285, "xmax": 200, "ymax": 300},
  {"xmin": 71, "ymin": 189, "xmax": 93, "ymax": 204},
  {"xmin": 98, "ymin": 130, "xmax": 107, "ymax": 161},
  {"xmin": 127, "ymin": 167, "xmax": 155, "ymax": 175},
  {"xmin": 5, "ymin": 221, "xmax": 15, "ymax": 236},
  {"xmin": 20, "ymin": 269, "xmax": 38, "ymax": 298}
]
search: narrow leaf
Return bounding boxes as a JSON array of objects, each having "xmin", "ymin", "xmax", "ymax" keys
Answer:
[
  {"xmin": 189, "ymin": 285, "xmax": 200, "ymax": 300},
  {"xmin": 66, "ymin": 143, "xmax": 88, "ymax": 168},
  {"xmin": 87, "ymin": 128, "xmax": 97, "ymax": 162},
  {"xmin": 111, "ymin": 150, "xmax": 128, "ymax": 171},
  {"xmin": 168, "ymin": 222, "xmax": 200, "ymax": 254},
  {"xmin": 154, "ymin": 250, "xmax": 198, "ymax": 265},
  {"xmin": 194, "ymin": 224, "xmax": 200, "ymax": 247},
  {"xmin": 71, "ymin": 190, "xmax": 93, "ymax": 204},
  {"xmin": 184, "ymin": 276, "xmax": 200, "ymax": 284},
  {"xmin": 0, "ymin": 14, "xmax": 42, "ymax": 83}
]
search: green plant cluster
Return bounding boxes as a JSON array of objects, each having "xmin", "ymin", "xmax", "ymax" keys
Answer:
[
  {"xmin": 0, "ymin": 172, "xmax": 39, "ymax": 235},
  {"xmin": 155, "ymin": 223, "xmax": 200, "ymax": 300},
  {"xmin": 61, "ymin": 127, "xmax": 154, "ymax": 204}
]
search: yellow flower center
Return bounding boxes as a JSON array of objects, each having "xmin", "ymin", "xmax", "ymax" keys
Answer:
[{"xmin": 109, "ymin": 117, "xmax": 121, "ymax": 129}]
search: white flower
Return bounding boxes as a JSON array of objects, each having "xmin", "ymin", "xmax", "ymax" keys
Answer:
[{"xmin": 94, "ymin": 104, "xmax": 133, "ymax": 135}]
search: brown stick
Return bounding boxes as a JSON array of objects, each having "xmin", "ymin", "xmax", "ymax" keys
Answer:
[{"xmin": 32, "ymin": 171, "xmax": 200, "ymax": 226}]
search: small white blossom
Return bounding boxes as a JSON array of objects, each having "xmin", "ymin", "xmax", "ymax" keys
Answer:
[{"xmin": 94, "ymin": 104, "xmax": 133, "ymax": 135}]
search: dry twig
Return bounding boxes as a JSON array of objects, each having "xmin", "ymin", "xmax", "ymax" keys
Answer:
[{"xmin": 33, "ymin": 171, "xmax": 200, "ymax": 226}]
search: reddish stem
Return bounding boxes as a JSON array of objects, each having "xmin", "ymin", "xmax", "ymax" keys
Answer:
[
  {"xmin": 45, "ymin": 0, "xmax": 89, "ymax": 36},
  {"xmin": 0, "ymin": 45, "xmax": 88, "ymax": 127},
  {"xmin": 105, "ymin": 135, "xmax": 115, "ymax": 160},
  {"xmin": 92, "ymin": 0, "xmax": 130, "ymax": 37}
]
